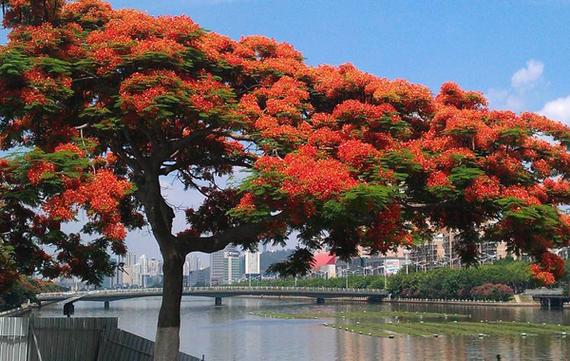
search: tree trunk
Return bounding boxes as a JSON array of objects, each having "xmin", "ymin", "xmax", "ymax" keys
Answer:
[{"xmin": 153, "ymin": 254, "xmax": 184, "ymax": 361}]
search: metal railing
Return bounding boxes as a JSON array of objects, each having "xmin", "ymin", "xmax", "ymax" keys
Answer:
[
  {"xmin": 39, "ymin": 286, "xmax": 387, "ymax": 300},
  {"xmin": 524, "ymin": 288, "xmax": 565, "ymax": 296}
]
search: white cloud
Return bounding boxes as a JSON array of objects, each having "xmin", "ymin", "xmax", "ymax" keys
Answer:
[
  {"xmin": 511, "ymin": 59, "xmax": 544, "ymax": 90},
  {"xmin": 486, "ymin": 59, "xmax": 545, "ymax": 112},
  {"xmin": 539, "ymin": 95, "xmax": 570, "ymax": 124},
  {"xmin": 486, "ymin": 88, "xmax": 525, "ymax": 112}
]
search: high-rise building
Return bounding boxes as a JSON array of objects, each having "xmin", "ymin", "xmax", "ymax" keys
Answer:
[
  {"xmin": 183, "ymin": 259, "xmax": 190, "ymax": 277},
  {"xmin": 125, "ymin": 253, "xmax": 137, "ymax": 267},
  {"xmin": 189, "ymin": 255, "xmax": 201, "ymax": 272},
  {"xmin": 225, "ymin": 247, "xmax": 242, "ymax": 284},
  {"xmin": 244, "ymin": 251, "xmax": 261, "ymax": 275},
  {"xmin": 139, "ymin": 255, "xmax": 148, "ymax": 276},
  {"xmin": 131, "ymin": 263, "xmax": 142, "ymax": 287},
  {"xmin": 210, "ymin": 245, "xmax": 242, "ymax": 285},
  {"xmin": 115, "ymin": 255, "xmax": 124, "ymax": 286},
  {"xmin": 210, "ymin": 249, "xmax": 226, "ymax": 285},
  {"xmin": 409, "ymin": 229, "xmax": 510, "ymax": 271},
  {"xmin": 148, "ymin": 258, "xmax": 162, "ymax": 276},
  {"xmin": 183, "ymin": 255, "xmax": 201, "ymax": 279},
  {"xmin": 120, "ymin": 252, "xmax": 138, "ymax": 287}
]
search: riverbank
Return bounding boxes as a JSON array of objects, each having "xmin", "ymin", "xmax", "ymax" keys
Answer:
[
  {"xmin": 253, "ymin": 309, "xmax": 570, "ymax": 338},
  {"xmin": 237, "ymin": 294, "xmax": 545, "ymax": 307},
  {"xmin": 0, "ymin": 303, "xmax": 35, "ymax": 317},
  {"xmin": 388, "ymin": 296, "xmax": 541, "ymax": 308}
]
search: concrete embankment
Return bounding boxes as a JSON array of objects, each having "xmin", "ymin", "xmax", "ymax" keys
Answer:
[
  {"xmin": 237, "ymin": 294, "xmax": 543, "ymax": 307},
  {"xmin": 388, "ymin": 297, "xmax": 540, "ymax": 307}
]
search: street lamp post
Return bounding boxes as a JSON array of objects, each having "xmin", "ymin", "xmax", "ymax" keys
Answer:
[{"xmin": 343, "ymin": 269, "xmax": 359, "ymax": 288}]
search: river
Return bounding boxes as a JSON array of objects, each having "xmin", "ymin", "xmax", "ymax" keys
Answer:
[{"xmin": 36, "ymin": 297, "xmax": 570, "ymax": 361}]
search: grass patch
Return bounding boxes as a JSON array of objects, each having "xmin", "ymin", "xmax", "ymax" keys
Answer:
[
  {"xmin": 328, "ymin": 321, "xmax": 570, "ymax": 338},
  {"xmin": 253, "ymin": 310, "xmax": 570, "ymax": 338},
  {"xmin": 253, "ymin": 310, "xmax": 468, "ymax": 321}
]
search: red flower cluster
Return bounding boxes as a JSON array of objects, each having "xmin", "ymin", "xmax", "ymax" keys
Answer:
[
  {"xmin": 435, "ymin": 82, "xmax": 487, "ymax": 110},
  {"xmin": 41, "ymin": 168, "xmax": 131, "ymax": 241},
  {"xmin": 308, "ymin": 128, "xmax": 344, "ymax": 146},
  {"xmin": 464, "ymin": 176, "xmax": 500, "ymax": 202},
  {"xmin": 28, "ymin": 161, "xmax": 56, "ymax": 185},
  {"xmin": 55, "ymin": 143, "xmax": 85, "ymax": 157},
  {"xmin": 281, "ymin": 146, "xmax": 357, "ymax": 200},
  {"xmin": 332, "ymin": 100, "xmax": 396, "ymax": 123},
  {"xmin": 337, "ymin": 139, "xmax": 379, "ymax": 169},
  {"xmin": 427, "ymin": 171, "xmax": 452, "ymax": 188},
  {"xmin": 530, "ymin": 264, "xmax": 556, "ymax": 286},
  {"xmin": 235, "ymin": 193, "xmax": 256, "ymax": 213},
  {"xmin": 502, "ymin": 186, "xmax": 541, "ymax": 205},
  {"xmin": 366, "ymin": 203, "xmax": 410, "ymax": 253}
]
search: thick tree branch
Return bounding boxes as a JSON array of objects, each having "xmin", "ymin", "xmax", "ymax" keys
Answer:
[
  {"xmin": 135, "ymin": 174, "xmax": 177, "ymax": 256},
  {"xmin": 153, "ymin": 127, "xmax": 219, "ymax": 164},
  {"xmin": 178, "ymin": 213, "xmax": 285, "ymax": 254},
  {"xmin": 179, "ymin": 223, "xmax": 260, "ymax": 254},
  {"xmin": 159, "ymin": 155, "xmax": 255, "ymax": 176}
]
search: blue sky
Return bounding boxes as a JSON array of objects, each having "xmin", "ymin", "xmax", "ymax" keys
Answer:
[{"xmin": 3, "ymin": 0, "xmax": 570, "ymax": 260}]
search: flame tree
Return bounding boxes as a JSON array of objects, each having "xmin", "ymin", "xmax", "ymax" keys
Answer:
[{"xmin": 1, "ymin": 0, "xmax": 570, "ymax": 358}]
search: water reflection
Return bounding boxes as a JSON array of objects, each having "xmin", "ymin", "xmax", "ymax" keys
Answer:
[{"xmin": 36, "ymin": 297, "xmax": 570, "ymax": 361}]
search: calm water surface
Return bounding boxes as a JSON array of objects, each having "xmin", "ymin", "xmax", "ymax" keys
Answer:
[{"xmin": 37, "ymin": 297, "xmax": 570, "ymax": 361}]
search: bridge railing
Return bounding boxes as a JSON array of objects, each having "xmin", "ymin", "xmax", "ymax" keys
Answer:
[
  {"xmin": 39, "ymin": 286, "xmax": 387, "ymax": 299},
  {"xmin": 524, "ymin": 288, "xmax": 564, "ymax": 296}
]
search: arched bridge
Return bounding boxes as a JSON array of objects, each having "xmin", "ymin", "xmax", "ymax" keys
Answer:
[{"xmin": 38, "ymin": 286, "xmax": 389, "ymax": 309}]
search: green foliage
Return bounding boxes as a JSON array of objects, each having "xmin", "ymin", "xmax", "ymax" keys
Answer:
[
  {"xmin": 0, "ymin": 277, "xmax": 63, "ymax": 310},
  {"xmin": 246, "ymin": 260, "xmax": 536, "ymax": 300},
  {"xmin": 36, "ymin": 57, "xmax": 72, "ymax": 75},
  {"xmin": 323, "ymin": 184, "xmax": 395, "ymax": 224},
  {"xmin": 387, "ymin": 260, "xmax": 535, "ymax": 299},
  {"xmin": 503, "ymin": 204, "xmax": 559, "ymax": 227},
  {"xmin": 448, "ymin": 166, "xmax": 484, "ymax": 187},
  {"xmin": 0, "ymin": 49, "xmax": 31, "ymax": 77},
  {"xmin": 380, "ymin": 150, "xmax": 422, "ymax": 180},
  {"xmin": 498, "ymin": 127, "xmax": 528, "ymax": 142}
]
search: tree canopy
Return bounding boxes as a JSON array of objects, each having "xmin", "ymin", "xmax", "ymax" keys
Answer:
[{"xmin": 1, "ymin": 0, "xmax": 570, "ymax": 296}]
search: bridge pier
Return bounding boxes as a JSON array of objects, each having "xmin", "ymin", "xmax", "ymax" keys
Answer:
[
  {"xmin": 539, "ymin": 297, "xmax": 565, "ymax": 309},
  {"xmin": 316, "ymin": 297, "xmax": 325, "ymax": 305},
  {"xmin": 533, "ymin": 295, "xmax": 570, "ymax": 309},
  {"xmin": 63, "ymin": 302, "xmax": 74, "ymax": 318},
  {"xmin": 104, "ymin": 301, "xmax": 110, "ymax": 310},
  {"xmin": 215, "ymin": 297, "xmax": 222, "ymax": 306}
]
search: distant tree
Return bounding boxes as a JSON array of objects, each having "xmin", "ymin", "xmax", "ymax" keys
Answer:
[{"xmin": 1, "ymin": 0, "xmax": 570, "ymax": 358}]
